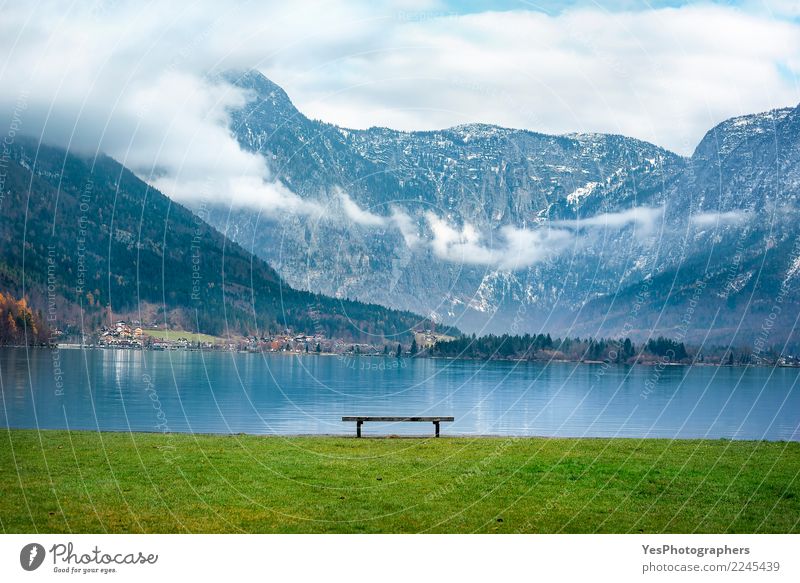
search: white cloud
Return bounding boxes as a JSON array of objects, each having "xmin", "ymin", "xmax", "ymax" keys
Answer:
[
  {"xmin": 335, "ymin": 192, "xmax": 427, "ymax": 247},
  {"xmin": 420, "ymin": 205, "xmax": 665, "ymax": 269},
  {"xmin": 553, "ymin": 206, "xmax": 664, "ymax": 231},
  {"xmin": 689, "ymin": 210, "xmax": 749, "ymax": 226},
  {"xmin": 338, "ymin": 188, "xmax": 387, "ymax": 226},
  {"xmin": 283, "ymin": 4, "xmax": 800, "ymax": 155},
  {"xmin": 0, "ymin": 0, "xmax": 797, "ymax": 216},
  {"xmin": 496, "ymin": 225, "xmax": 575, "ymax": 271},
  {"xmin": 426, "ymin": 213, "xmax": 494, "ymax": 265},
  {"xmin": 123, "ymin": 72, "xmax": 320, "ymax": 214},
  {"xmin": 389, "ymin": 206, "xmax": 422, "ymax": 248},
  {"xmin": 222, "ymin": 175, "xmax": 323, "ymax": 215},
  {"xmin": 424, "ymin": 212, "xmax": 574, "ymax": 270}
]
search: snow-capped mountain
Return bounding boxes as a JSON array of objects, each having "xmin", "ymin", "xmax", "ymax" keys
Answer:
[{"xmin": 200, "ymin": 70, "xmax": 800, "ymax": 346}]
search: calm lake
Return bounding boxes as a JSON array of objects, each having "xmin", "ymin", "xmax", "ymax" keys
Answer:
[{"xmin": 1, "ymin": 347, "xmax": 798, "ymax": 440}]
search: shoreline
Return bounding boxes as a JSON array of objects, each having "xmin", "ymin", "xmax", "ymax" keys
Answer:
[
  {"xmin": 4, "ymin": 343, "xmax": 796, "ymax": 369},
  {"xmin": 2, "ymin": 427, "xmax": 796, "ymax": 443}
]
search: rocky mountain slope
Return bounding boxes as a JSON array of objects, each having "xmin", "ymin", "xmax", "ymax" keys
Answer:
[
  {"xmin": 577, "ymin": 105, "xmax": 800, "ymax": 345},
  {"xmin": 203, "ymin": 70, "xmax": 800, "ymax": 348}
]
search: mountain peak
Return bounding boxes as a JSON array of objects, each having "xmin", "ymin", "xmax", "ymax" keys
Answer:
[
  {"xmin": 692, "ymin": 106, "xmax": 795, "ymax": 161},
  {"xmin": 222, "ymin": 69, "xmax": 298, "ymax": 114},
  {"xmin": 447, "ymin": 123, "xmax": 509, "ymax": 140}
]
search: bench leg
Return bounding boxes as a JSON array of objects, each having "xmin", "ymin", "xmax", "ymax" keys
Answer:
[
  {"xmin": 357, "ymin": 420, "xmax": 363, "ymax": 438},
  {"xmin": 434, "ymin": 421, "xmax": 440, "ymax": 437}
]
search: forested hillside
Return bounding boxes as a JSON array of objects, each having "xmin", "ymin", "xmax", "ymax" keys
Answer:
[{"xmin": 0, "ymin": 138, "xmax": 438, "ymax": 341}]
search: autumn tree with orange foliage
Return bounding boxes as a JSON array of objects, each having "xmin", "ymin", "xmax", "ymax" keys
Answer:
[{"xmin": 0, "ymin": 293, "xmax": 50, "ymax": 345}]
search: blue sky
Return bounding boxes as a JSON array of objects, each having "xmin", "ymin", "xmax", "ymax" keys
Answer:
[
  {"xmin": 442, "ymin": 1, "xmax": 702, "ymax": 14},
  {"xmin": 440, "ymin": 0, "xmax": 795, "ymax": 17}
]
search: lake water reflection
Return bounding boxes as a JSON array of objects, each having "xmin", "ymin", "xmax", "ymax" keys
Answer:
[{"xmin": 1, "ymin": 348, "xmax": 798, "ymax": 440}]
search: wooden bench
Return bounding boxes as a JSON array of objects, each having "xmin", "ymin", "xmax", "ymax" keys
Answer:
[{"xmin": 342, "ymin": 416, "xmax": 455, "ymax": 438}]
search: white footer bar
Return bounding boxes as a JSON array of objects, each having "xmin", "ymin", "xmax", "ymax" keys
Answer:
[{"xmin": 1, "ymin": 534, "xmax": 796, "ymax": 582}]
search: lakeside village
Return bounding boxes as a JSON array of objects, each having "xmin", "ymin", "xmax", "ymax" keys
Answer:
[
  {"xmin": 6, "ymin": 291, "xmax": 795, "ymax": 367},
  {"xmin": 52, "ymin": 319, "xmax": 800, "ymax": 368},
  {"xmin": 77, "ymin": 319, "xmax": 449, "ymax": 357}
]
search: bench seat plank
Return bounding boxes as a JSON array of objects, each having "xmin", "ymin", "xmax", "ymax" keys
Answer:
[{"xmin": 342, "ymin": 416, "xmax": 454, "ymax": 422}]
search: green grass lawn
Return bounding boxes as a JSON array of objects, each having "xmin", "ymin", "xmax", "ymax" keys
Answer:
[
  {"xmin": 1, "ymin": 430, "xmax": 798, "ymax": 533},
  {"xmin": 142, "ymin": 329, "xmax": 225, "ymax": 344}
]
